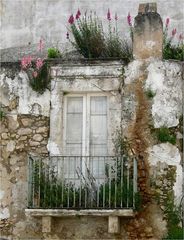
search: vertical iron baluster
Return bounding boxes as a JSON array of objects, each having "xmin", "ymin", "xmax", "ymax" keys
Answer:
[
  {"xmin": 103, "ymin": 156, "xmax": 105, "ymax": 208},
  {"xmin": 61, "ymin": 157, "xmax": 64, "ymax": 208},
  {"xmin": 79, "ymin": 156, "xmax": 82, "ymax": 208},
  {"xmin": 90, "ymin": 156, "xmax": 93, "ymax": 208},
  {"xmin": 56, "ymin": 157, "xmax": 58, "ymax": 208},
  {"xmin": 121, "ymin": 155, "xmax": 124, "ymax": 208},
  {"xmin": 38, "ymin": 158, "xmax": 41, "ymax": 208},
  {"xmin": 127, "ymin": 158, "xmax": 130, "ymax": 208},
  {"xmin": 43, "ymin": 158, "xmax": 46, "ymax": 208},
  {"xmin": 109, "ymin": 158, "xmax": 111, "ymax": 208},
  {"xmin": 84, "ymin": 175, "xmax": 87, "ymax": 208},
  {"xmin": 67, "ymin": 156, "xmax": 70, "ymax": 208},
  {"xmin": 49, "ymin": 157, "xmax": 52, "ymax": 208},
  {"xmin": 32, "ymin": 158, "xmax": 35, "ymax": 208},
  {"xmin": 133, "ymin": 157, "xmax": 138, "ymax": 209},
  {"xmin": 97, "ymin": 157, "xmax": 99, "ymax": 208},
  {"xmin": 115, "ymin": 157, "xmax": 117, "ymax": 208},
  {"xmin": 73, "ymin": 156, "xmax": 76, "ymax": 208},
  {"xmin": 28, "ymin": 156, "xmax": 33, "ymax": 208}
]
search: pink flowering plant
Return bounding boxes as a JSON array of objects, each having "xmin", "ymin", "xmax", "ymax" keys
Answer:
[
  {"xmin": 67, "ymin": 9, "xmax": 133, "ymax": 61},
  {"xmin": 68, "ymin": 11, "xmax": 105, "ymax": 58},
  {"xmin": 163, "ymin": 18, "xmax": 183, "ymax": 60},
  {"xmin": 103, "ymin": 10, "xmax": 133, "ymax": 61},
  {"xmin": 20, "ymin": 39, "xmax": 50, "ymax": 94}
]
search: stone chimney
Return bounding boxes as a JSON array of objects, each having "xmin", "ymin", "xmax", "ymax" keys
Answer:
[{"xmin": 133, "ymin": 2, "xmax": 163, "ymax": 59}]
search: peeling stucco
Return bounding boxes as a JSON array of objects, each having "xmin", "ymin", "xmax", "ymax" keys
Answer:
[
  {"xmin": 0, "ymin": 69, "xmax": 50, "ymax": 116},
  {"xmin": 148, "ymin": 143, "xmax": 182, "ymax": 203},
  {"xmin": 0, "ymin": 208, "xmax": 10, "ymax": 219},
  {"xmin": 145, "ymin": 61, "xmax": 183, "ymax": 128},
  {"xmin": 124, "ymin": 60, "xmax": 143, "ymax": 84}
]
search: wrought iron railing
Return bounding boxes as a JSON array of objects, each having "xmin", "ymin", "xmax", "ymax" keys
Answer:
[{"xmin": 28, "ymin": 155, "xmax": 137, "ymax": 209}]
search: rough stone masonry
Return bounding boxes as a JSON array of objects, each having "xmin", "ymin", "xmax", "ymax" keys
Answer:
[{"xmin": 0, "ymin": 2, "xmax": 183, "ymax": 240}]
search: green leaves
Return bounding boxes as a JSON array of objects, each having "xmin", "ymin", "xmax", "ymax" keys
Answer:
[
  {"xmin": 70, "ymin": 15, "xmax": 105, "ymax": 58},
  {"xmin": 163, "ymin": 42, "xmax": 184, "ymax": 61},
  {"xmin": 157, "ymin": 127, "xmax": 176, "ymax": 145},
  {"xmin": 47, "ymin": 48, "xmax": 62, "ymax": 58},
  {"xmin": 69, "ymin": 12, "xmax": 133, "ymax": 61}
]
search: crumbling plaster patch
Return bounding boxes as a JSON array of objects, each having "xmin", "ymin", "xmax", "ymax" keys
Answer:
[
  {"xmin": 0, "ymin": 70, "xmax": 50, "ymax": 116},
  {"xmin": 0, "ymin": 190, "xmax": 5, "ymax": 200},
  {"xmin": 47, "ymin": 140, "xmax": 61, "ymax": 155},
  {"xmin": 148, "ymin": 143, "xmax": 182, "ymax": 203},
  {"xmin": 145, "ymin": 60, "xmax": 182, "ymax": 128},
  {"xmin": 0, "ymin": 208, "xmax": 10, "ymax": 219},
  {"xmin": 124, "ymin": 60, "xmax": 143, "ymax": 84}
]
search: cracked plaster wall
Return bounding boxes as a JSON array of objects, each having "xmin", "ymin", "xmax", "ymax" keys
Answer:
[{"xmin": 0, "ymin": 59, "xmax": 183, "ymax": 239}]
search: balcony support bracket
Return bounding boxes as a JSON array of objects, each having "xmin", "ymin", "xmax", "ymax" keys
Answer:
[
  {"xmin": 108, "ymin": 216, "xmax": 120, "ymax": 233},
  {"xmin": 42, "ymin": 216, "xmax": 52, "ymax": 233},
  {"xmin": 25, "ymin": 209, "xmax": 134, "ymax": 234}
]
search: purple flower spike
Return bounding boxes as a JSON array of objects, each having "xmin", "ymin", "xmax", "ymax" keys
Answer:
[
  {"xmin": 127, "ymin": 12, "xmax": 132, "ymax": 26},
  {"xmin": 68, "ymin": 14, "xmax": 74, "ymax": 24},
  {"xmin": 107, "ymin": 9, "xmax": 111, "ymax": 21}
]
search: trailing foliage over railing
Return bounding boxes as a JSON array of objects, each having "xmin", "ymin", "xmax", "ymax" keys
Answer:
[{"xmin": 28, "ymin": 155, "xmax": 139, "ymax": 210}]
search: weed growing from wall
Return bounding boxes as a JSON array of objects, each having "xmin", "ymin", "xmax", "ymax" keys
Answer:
[
  {"xmin": 145, "ymin": 89, "xmax": 156, "ymax": 99},
  {"xmin": 156, "ymin": 127, "xmax": 176, "ymax": 145},
  {"xmin": 163, "ymin": 18, "xmax": 184, "ymax": 61},
  {"xmin": 21, "ymin": 39, "xmax": 50, "ymax": 94},
  {"xmin": 47, "ymin": 47, "xmax": 62, "ymax": 58},
  {"xmin": 0, "ymin": 108, "xmax": 5, "ymax": 121},
  {"xmin": 162, "ymin": 193, "xmax": 183, "ymax": 239}
]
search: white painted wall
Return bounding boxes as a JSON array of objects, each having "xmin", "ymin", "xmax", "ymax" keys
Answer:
[{"xmin": 0, "ymin": 0, "xmax": 183, "ymax": 50}]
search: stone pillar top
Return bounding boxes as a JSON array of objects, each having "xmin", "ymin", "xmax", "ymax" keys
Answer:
[
  {"xmin": 138, "ymin": 2, "xmax": 157, "ymax": 13},
  {"xmin": 133, "ymin": 2, "xmax": 163, "ymax": 60}
]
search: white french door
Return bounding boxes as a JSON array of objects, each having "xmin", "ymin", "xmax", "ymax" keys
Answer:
[{"xmin": 64, "ymin": 93, "xmax": 108, "ymax": 157}]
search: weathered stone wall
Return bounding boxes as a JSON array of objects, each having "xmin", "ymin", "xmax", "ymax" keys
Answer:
[
  {"xmin": 0, "ymin": 64, "xmax": 49, "ymax": 239},
  {"xmin": 0, "ymin": 58, "xmax": 183, "ymax": 239},
  {"xmin": 122, "ymin": 58, "xmax": 183, "ymax": 239}
]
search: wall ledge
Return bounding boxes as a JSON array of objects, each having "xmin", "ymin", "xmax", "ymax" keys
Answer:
[
  {"xmin": 25, "ymin": 208, "xmax": 134, "ymax": 217},
  {"xmin": 25, "ymin": 209, "xmax": 134, "ymax": 233}
]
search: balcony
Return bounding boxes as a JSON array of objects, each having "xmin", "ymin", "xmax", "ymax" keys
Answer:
[{"xmin": 26, "ymin": 155, "xmax": 138, "ymax": 233}]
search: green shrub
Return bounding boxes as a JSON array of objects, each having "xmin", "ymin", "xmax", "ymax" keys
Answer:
[
  {"xmin": 69, "ymin": 13, "xmax": 105, "ymax": 58},
  {"xmin": 163, "ymin": 43, "xmax": 184, "ymax": 61},
  {"xmin": 157, "ymin": 127, "xmax": 176, "ymax": 145},
  {"xmin": 0, "ymin": 109, "xmax": 5, "ymax": 120},
  {"xmin": 47, "ymin": 47, "xmax": 61, "ymax": 58},
  {"xmin": 163, "ymin": 226, "xmax": 183, "ymax": 239},
  {"xmin": 28, "ymin": 62, "xmax": 50, "ymax": 94},
  {"xmin": 145, "ymin": 89, "xmax": 156, "ymax": 98},
  {"xmin": 162, "ymin": 195, "xmax": 183, "ymax": 239},
  {"xmin": 103, "ymin": 33, "xmax": 133, "ymax": 62},
  {"xmin": 68, "ymin": 10, "xmax": 133, "ymax": 60},
  {"xmin": 163, "ymin": 18, "xmax": 184, "ymax": 61}
]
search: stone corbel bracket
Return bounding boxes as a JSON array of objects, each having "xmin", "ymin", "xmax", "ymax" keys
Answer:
[{"xmin": 25, "ymin": 209, "xmax": 134, "ymax": 234}]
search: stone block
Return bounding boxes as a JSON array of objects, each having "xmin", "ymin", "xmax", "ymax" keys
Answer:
[
  {"xmin": 17, "ymin": 128, "xmax": 32, "ymax": 135},
  {"xmin": 33, "ymin": 134, "xmax": 43, "ymax": 142},
  {"xmin": 108, "ymin": 216, "xmax": 120, "ymax": 233},
  {"xmin": 42, "ymin": 216, "xmax": 52, "ymax": 233},
  {"xmin": 7, "ymin": 115, "xmax": 19, "ymax": 131},
  {"xmin": 138, "ymin": 2, "xmax": 157, "ymax": 13},
  {"xmin": 133, "ymin": 3, "xmax": 163, "ymax": 59}
]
